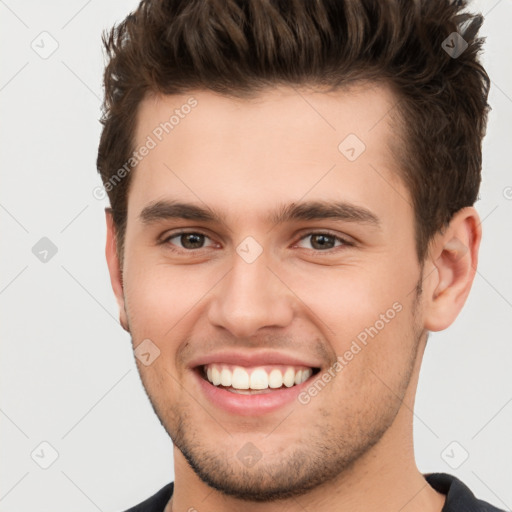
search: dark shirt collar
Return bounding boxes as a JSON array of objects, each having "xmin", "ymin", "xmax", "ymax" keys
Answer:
[{"xmin": 424, "ymin": 472, "xmax": 505, "ymax": 511}]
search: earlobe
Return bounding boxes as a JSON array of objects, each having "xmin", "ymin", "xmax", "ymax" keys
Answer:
[
  {"xmin": 105, "ymin": 209, "xmax": 130, "ymax": 332},
  {"xmin": 423, "ymin": 207, "xmax": 481, "ymax": 331}
]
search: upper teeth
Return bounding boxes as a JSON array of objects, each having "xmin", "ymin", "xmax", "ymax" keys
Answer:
[{"xmin": 204, "ymin": 364, "xmax": 313, "ymax": 390}]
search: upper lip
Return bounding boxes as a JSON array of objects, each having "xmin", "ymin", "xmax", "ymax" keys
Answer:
[{"xmin": 188, "ymin": 350, "xmax": 322, "ymax": 369}]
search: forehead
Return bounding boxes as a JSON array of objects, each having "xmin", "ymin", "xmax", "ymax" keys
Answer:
[{"xmin": 129, "ymin": 84, "xmax": 410, "ymax": 227}]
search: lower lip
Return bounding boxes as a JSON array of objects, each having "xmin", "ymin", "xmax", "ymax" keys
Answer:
[{"xmin": 193, "ymin": 368, "xmax": 317, "ymax": 416}]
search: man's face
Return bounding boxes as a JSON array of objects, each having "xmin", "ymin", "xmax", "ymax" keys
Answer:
[{"xmin": 112, "ymin": 85, "xmax": 427, "ymax": 500}]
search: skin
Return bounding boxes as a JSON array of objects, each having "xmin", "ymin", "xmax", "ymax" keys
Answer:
[{"xmin": 105, "ymin": 84, "xmax": 481, "ymax": 512}]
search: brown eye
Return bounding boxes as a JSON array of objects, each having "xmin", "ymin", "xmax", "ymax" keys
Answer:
[
  {"xmin": 178, "ymin": 233, "xmax": 205, "ymax": 249},
  {"xmin": 162, "ymin": 231, "xmax": 215, "ymax": 251},
  {"xmin": 310, "ymin": 234, "xmax": 336, "ymax": 250},
  {"xmin": 296, "ymin": 232, "xmax": 351, "ymax": 251}
]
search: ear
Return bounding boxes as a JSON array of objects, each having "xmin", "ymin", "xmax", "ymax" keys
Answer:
[
  {"xmin": 422, "ymin": 206, "xmax": 482, "ymax": 332},
  {"xmin": 105, "ymin": 209, "xmax": 129, "ymax": 332}
]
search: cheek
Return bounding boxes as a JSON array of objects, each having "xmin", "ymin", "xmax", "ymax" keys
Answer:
[
  {"xmin": 283, "ymin": 262, "xmax": 418, "ymax": 375},
  {"xmin": 282, "ymin": 262, "xmax": 406, "ymax": 333},
  {"xmin": 122, "ymin": 258, "xmax": 215, "ymax": 337}
]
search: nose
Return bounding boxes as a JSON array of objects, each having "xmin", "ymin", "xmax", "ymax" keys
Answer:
[{"xmin": 207, "ymin": 248, "xmax": 295, "ymax": 339}]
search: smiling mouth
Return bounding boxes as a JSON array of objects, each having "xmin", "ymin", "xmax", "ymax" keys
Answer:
[{"xmin": 195, "ymin": 364, "xmax": 321, "ymax": 394}]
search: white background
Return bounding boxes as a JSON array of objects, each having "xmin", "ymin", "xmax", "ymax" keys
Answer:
[{"xmin": 0, "ymin": 1, "xmax": 511, "ymax": 511}]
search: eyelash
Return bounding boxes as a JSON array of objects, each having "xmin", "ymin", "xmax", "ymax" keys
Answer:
[{"xmin": 159, "ymin": 230, "xmax": 354, "ymax": 254}]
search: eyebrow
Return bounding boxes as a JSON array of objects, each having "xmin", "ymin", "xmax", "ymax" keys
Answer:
[{"xmin": 139, "ymin": 199, "xmax": 381, "ymax": 228}]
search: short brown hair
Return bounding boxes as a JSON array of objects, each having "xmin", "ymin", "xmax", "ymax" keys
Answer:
[{"xmin": 96, "ymin": 0, "xmax": 490, "ymax": 265}]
